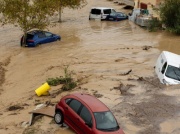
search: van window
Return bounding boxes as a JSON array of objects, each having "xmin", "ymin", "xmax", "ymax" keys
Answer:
[
  {"xmin": 103, "ymin": 9, "xmax": 111, "ymax": 14},
  {"xmin": 165, "ymin": 65, "xmax": 180, "ymax": 81},
  {"xmin": 161, "ymin": 62, "xmax": 167, "ymax": 74},
  {"xmin": 91, "ymin": 9, "xmax": 101, "ymax": 15}
]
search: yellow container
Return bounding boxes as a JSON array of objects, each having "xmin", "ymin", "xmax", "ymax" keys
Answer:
[{"xmin": 35, "ymin": 82, "xmax": 50, "ymax": 96}]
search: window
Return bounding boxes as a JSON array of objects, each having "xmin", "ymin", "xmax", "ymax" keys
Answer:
[
  {"xmin": 45, "ymin": 32, "xmax": 52, "ymax": 37},
  {"xmin": 165, "ymin": 65, "xmax": 180, "ymax": 81},
  {"xmin": 65, "ymin": 98, "xmax": 72, "ymax": 104},
  {"xmin": 80, "ymin": 106, "xmax": 92, "ymax": 124},
  {"xmin": 117, "ymin": 14, "xmax": 123, "ymax": 17},
  {"xmin": 161, "ymin": 62, "xmax": 167, "ymax": 74},
  {"xmin": 94, "ymin": 111, "xmax": 119, "ymax": 131},
  {"xmin": 26, "ymin": 34, "xmax": 34, "ymax": 39},
  {"xmin": 68, "ymin": 99, "xmax": 81, "ymax": 113},
  {"xmin": 110, "ymin": 13, "xmax": 116, "ymax": 16},
  {"xmin": 38, "ymin": 32, "xmax": 46, "ymax": 38},
  {"xmin": 91, "ymin": 9, "xmax": 101, "ymax": 15},
  {"xmin": 103, "ymin": 9, "xmax": 111, "ymax": 14}
]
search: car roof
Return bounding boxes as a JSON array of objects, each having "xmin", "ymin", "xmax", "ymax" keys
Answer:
[
  {"xmin": 71, "ymin": 93, "xmax": 109, "ymax": 112},
  {"xmin": 116, "ymin": 12, "xmax": 126, "ymax": 14},
  {"xmin": 91, "ymin": 7, "xmax": 114, "ymax": 10},
  {"xmin": 163, "ymin": 51, "xmax": 180, "ymax": 67},
  {"xmin": 27, "ymin": 30, "xmax": 45, "ymax": 35}
]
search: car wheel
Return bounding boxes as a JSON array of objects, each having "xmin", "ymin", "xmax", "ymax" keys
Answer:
[{"xmin": 54, "ymin": 111, "xmax": 63, "ymax": 124}]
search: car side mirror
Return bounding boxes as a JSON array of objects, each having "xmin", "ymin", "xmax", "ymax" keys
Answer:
[{"xmin": 85, "ymin": 122, "xmax": 92, "ymax": 128}]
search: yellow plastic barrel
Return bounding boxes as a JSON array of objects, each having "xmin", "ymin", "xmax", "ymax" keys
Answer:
[{"xmin": 35, "ymin": 82, "xmax": 50, "ymax": 96}]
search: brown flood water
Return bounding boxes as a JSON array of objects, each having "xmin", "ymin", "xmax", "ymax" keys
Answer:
[{"xmin": 0, "ymin": 0, "xmax": 180, "ymax": 134}]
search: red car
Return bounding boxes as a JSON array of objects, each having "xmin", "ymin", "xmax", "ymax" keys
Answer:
[{"xmin": 54, "ymin": 93, "xmax": 125, "ymax": 134}]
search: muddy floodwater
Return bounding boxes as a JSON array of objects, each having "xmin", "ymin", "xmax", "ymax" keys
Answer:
[{"xmin": 0, "ymin": 0, "xmax": 180, "ymax": 134}]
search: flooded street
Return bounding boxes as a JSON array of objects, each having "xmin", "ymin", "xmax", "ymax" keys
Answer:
[{"xmin": 0, "ymin": 0, "xmax": 180, "ymax": 134}]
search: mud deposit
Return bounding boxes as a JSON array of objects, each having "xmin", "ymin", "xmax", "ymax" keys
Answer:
[{"xmin": 0, "ymin": 0, "xmax": 180, "ymax": 134}]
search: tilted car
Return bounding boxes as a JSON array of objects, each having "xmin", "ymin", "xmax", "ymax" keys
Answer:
[
  {"xmin": 54, "ymin": 93, "xmax": 125, "ymax": 134},
  {"xmin": 20, "ymin": 30, "xmax": 61, "ymax": 47},
  {"xmin": 106, "ymin": 12, "xmax": 128, "ymax": 21}
]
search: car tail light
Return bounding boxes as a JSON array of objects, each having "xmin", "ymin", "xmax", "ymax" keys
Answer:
[{"xmin": 27, "ymin": 40, "xmax": 34, "ymax": 42}]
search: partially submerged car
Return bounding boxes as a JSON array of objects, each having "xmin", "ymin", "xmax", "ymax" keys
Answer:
[
  {"xmin": 155, "ymin": 51, "xmax": 180, "ymax": 85},
  {"xmin": 128, "ymin": 9, "xmax": 152, "ymax": 27},
  {"xmin": 20, "ymin": 30, "xmax": 61, "ymax": 47},
  {"xmin": 54, "ymin": 93, "xmax": 125, "ymax": 134},
  {"xmin": 106, "ymin": 12, "xmax": 128, "ymax": 21},
  {"xmin": 89, "ymin": 7, "xmax": 116, "ymax": 20}
]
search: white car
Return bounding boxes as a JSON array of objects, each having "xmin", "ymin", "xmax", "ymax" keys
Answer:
[
  {"xmin": 155, "ymin": 51, "xmax": 180, "ymax": 85},
  {"xmin": 89, "ymin": 7, "xmax": 116, "ymax": 20}
]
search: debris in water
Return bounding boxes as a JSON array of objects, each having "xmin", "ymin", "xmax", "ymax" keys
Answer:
[{"xmin": 119, "ymin": 69, "xmax": 132, "ymax": 76}]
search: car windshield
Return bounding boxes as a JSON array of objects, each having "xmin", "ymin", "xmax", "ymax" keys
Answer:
[
  {"xmin": 165, "ymin": 65, "xmax": 180, "ymax": 81},
  {"xmin": 94, "ymin": 111, "xmax": 119, "ymax": 131}
]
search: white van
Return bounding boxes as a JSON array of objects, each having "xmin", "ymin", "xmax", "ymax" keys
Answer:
[
  {"xmin": 89, "ymin": 7, "xmax": 116, "ymax": 20},
  {"xmin": 155, "ymin": 51, "xmax": 180, "ymax": 85}
]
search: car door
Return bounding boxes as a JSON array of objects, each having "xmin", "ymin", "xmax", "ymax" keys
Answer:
[
  {"xmin": 108, "ymin": 13, "xmax": 116, "ymax": 20},
  {"xmin": 90, "ymin": 9, "xmax": 101, "ymax": 19},
  {"xmin": 77, "ymin": 105, "xmax": 94, "ymax": 134},
  {"xmin": 44, "ymin": 32, "xmax": 55, "ymax": 43},
  {"xmin": 37, "ymin": 32, "xmax": 46, "ymax": 44},
  {"xmin": 65, "ymin": 99, "xmax": 85, "ymax": 134}
]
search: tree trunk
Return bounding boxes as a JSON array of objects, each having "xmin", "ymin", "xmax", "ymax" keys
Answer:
[
  {"xmin": 21, "ymin": 30, "xmax": 27, "ymax": 47},
  {"xmin": 58, "ymin": 6, "xmax": 62, "ymax": 22}
]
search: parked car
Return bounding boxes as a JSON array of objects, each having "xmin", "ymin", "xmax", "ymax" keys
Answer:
[
  {"xmin": 155, "ymin": 51, "xmax": 180, "ymax": 85},
  {"xmin": 20, "ymin": 30, "xmax": 61, "ymax": 47},
  {"xmin": 89, "ymin": 7, "xmax": 116, "ymax": 20},
  {"xmin": 106, "ymin": 12, "xmax": 128, "ymax": 21},
  {"xmin": 128, "ymin": 9, "xmax": 152, "ymax": 27},
  {"xmin": 54, "ymin": 93, "xmax": 125, "ymax": 134}
]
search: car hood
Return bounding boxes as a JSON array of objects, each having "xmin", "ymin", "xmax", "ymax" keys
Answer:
[{"xmin": 96, "ymin": 128, "xmax": 125, "ymax": 134}]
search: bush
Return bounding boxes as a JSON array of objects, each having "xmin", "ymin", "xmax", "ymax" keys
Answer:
[
  {"xmin": 147, "ymin": 18, "xmax": 162, "ymax": 32},
  {"xmin": 46, "ymin": 66, "xmax": 77, "ymax": 91},
  {"xmin": 62, "ymin": 82, "xmax": 77, "ymax": 91},
  {"xmin": 159, "ymin": 0, "xmax": 180, "ymax": 34}
]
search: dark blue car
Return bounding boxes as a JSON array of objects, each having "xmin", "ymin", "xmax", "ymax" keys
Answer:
[
  {"xmin": 21, "ymin": 30, "xmax": 61, "ymax": 47},
  {"xmin": 106, "ymin": 12, "xmax": 128, "ymax": 21}
]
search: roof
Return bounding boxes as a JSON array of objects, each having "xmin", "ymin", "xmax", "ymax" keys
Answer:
[
  {"xmin": 72, "ymin": 93, "xmax": 109, "ymax": 112},
  {"xmin": 91, "ymin": 7, "xmax": 114, "ymax": 10},
  {"xmin": 163, "ymin": 51, "xmax": 180, "ymax": 67},
  {"xmin": 27, "ymin": 30, "xmax": 43, "ymax": 35}
]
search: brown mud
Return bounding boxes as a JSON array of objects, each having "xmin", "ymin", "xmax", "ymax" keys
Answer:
[{"xmin": 0, "ymin": 0, "xmax": 180, "ymax": 134}]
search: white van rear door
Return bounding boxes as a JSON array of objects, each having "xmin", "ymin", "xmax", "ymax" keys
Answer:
[{"xmin": 90, "ymin": 9, "xmax": 101, "ymax": 19}]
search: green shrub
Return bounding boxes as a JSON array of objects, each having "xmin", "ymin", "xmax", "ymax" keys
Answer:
[
  {"xmin": 147, "ymin": 18, "xmax": 162, "ymax": 32},
  {"xmin": 46, "ymin": 77, "xmax": 62, "ymax": 86},
  {"xmin": 46, "ymin": 65, "xmax": 77, "ymax": 91},
  {"xmin": 62, "ymin": 81, "xmax": 77, "ymax": 91},
  {"xmin": 159, "ymin": 0, "xmax": 180, "ymax": 35}
]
